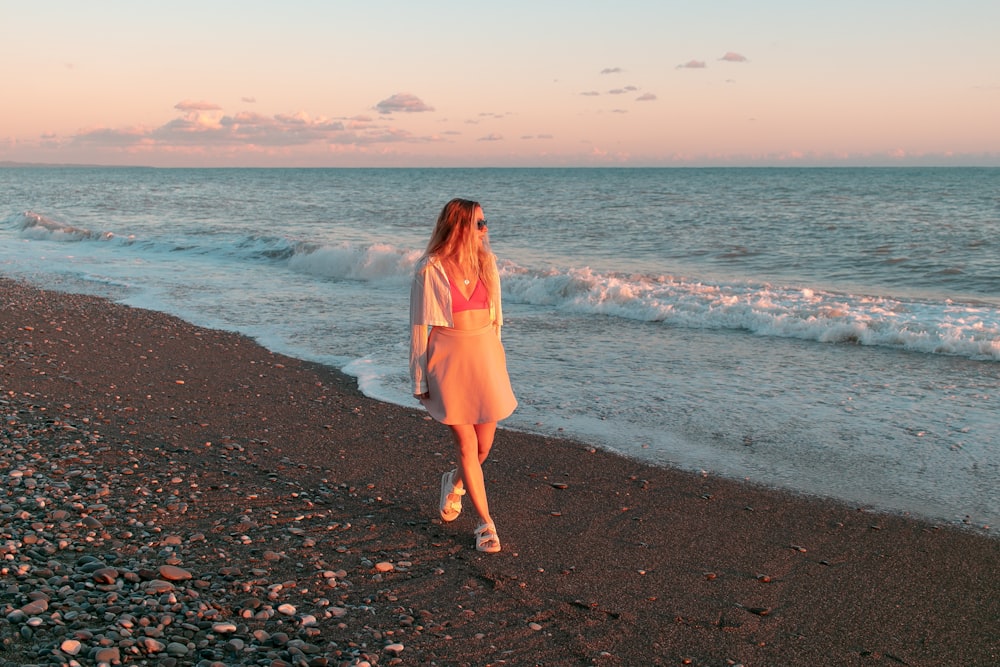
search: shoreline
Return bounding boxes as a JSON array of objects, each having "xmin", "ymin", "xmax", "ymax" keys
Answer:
[{"xmin": 2, "ymin": 276, "xmax": 998, "ymax": 666}]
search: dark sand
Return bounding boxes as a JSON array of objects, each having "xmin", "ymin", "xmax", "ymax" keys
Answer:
[{"xmin": 1, "ymin": 277, "xmax": 998, "ymax": 666}]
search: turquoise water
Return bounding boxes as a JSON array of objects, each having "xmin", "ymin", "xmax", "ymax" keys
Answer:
[{"xmin": 2, "ymin": 166, "xmax": 998, "ymax": 530}]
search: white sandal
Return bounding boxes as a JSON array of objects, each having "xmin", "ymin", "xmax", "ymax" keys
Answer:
[
  {"xmin": 439, "ymin": 469, "xmax": 465, "ymax": 522},
  {"xmin": 474, "ymin": 522, "xmax": 501, "ymax": 553}
]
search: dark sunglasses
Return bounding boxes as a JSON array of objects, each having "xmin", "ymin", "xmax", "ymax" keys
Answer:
[{"xmin": 477, "ymin": 218, "xmax": 488, "ymax": 230}]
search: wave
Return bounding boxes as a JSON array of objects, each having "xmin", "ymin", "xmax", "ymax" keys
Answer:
[
  {"xmin": 501, "ymin": 265, "xmax": 1000, "ymax": 361},
  {"xmin": 11, "ymin": 211, "xmax": 117, "ymax": 242},
  {"xmin": 6, "ymin": 210, "xmax": 998, "ymax": 361},
  {"xmin": 6, "ymin": 211, "xmax": 421, "ymax": 283},
  {"xmin": 287, "ymin": 242, "xmax": 422, "ymax": 283},
  {"xmin": 283, "ymin": 239, "xmax": 1000, "ymax": 362}
]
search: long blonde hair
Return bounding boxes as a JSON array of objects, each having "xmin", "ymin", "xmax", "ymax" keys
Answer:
[{"xmin": 425, "ymin": 198, "xmax": 497, "ymax": 301}]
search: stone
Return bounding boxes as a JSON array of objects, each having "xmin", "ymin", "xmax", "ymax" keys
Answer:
[
  {"xmin": 94, "ymin": 647, "xmax": 120, "ymax": 664},
  {"xmin": 140, "ymin": 637, "xmax": 166, "ymax": 653},
  {"xmin": 60, "ymin": 639, "xmax": 83, "ymax": 655},
  {"xmin": 166, "ymin": 641, "xmax": 189, "ymax": 656},
  {"xmin": 92, "ymin": 566, "xmax": 119, "ymax": 584},
  {"xmin": 158, "ymin": 564, "xmax": 193, "ymax": 581},
  {"xmin": 146, "ymin": 579, "xmax": 174, "ymax": 593},
  {"xmin": 20, "ymin": 599, "xmax": 48, "ymax": 615},
  {"xmin": 6, "ymin": 610, "xmax": 27, "ymax": 624}
]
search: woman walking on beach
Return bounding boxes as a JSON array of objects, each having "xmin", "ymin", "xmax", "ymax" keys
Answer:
[{"xmin": 410, "ymin": 198, "xmax": 517, "ymax": 553}]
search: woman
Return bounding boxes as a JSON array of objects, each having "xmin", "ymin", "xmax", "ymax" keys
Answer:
[{"xmin": 409, "ymin": 198, "xmax": 517, "ymax": 553}]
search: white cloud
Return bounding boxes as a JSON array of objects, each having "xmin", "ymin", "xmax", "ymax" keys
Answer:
[
  {"xmin": 72, "ymin": 127, "xmax": 150, "ymax": 147},
  {"xmin": 678, "ymin": 60, "xmax": 707, "ymax": 69},
  {"xmin": 64, "ymin": 102, "xmax": 457, "ymax": 153},
  {"xmin": 174, "ymin": 100, "xmax": 223, "ymax": 112},
  {"xmin": 328, "ymin": 128, "xmax": 440, "ymax": 145},
  {"xmin": 601, "ymin": 67, "xmax": 623, "ymax": 75},
  {"xmin": 375, "ymin": 93, "xmax": 435, "ymax": 114}
]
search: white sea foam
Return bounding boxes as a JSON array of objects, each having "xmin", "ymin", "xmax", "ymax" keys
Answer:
[
  {"xmin": 497, "ymin": 265, "xmax": 1000, "ymax": 361},
  {"xmin": 14, "ymin": 211, "xmax": 114, "ymax": 242},
  {"xmin": 9, "ymin": 206, "xmax": 998, "ymax": 363},
  {"xmin": 281, "ymin": 239, "xmax": 1000, "ymax": 361},
  {"xmin": 287, "ymin": 242, "xmax": 420, "ymax": 283}
]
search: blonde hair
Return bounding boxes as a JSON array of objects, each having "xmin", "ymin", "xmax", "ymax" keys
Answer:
[{"xmin": 425, "ymin": 198, "xmax": 497, "ymax": 306}]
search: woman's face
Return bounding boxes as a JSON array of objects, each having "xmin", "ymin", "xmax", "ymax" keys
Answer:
[{"xmin": 474, "ymin": 206, "xmax": 488, "ymax": 235}]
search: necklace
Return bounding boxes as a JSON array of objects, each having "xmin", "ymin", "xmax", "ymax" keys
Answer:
[{"xmin": 445, "ymin": 259, "xmax": 472, "ymax": 286}]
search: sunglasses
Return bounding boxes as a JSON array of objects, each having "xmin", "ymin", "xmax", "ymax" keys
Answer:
[{"xmin": 476, "ymin": 218, "xmax": 488, "ymax": 230}]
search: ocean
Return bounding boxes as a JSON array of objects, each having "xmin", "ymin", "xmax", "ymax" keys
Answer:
[{"xmin": 2, "ymin": 166, "xmax": 998, "ymax": 532}]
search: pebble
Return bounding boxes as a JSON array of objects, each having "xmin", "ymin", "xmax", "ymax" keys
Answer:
[
  {"xmin": 166, "ymin": 641, "xmax": 189, "ymax": 656},
  {"xmin": 60, "ymin": 639, "xmax": 82, "ymax": 655},
  {"xmin": 146, "ymin": 579, "xmax": 175, "ymax": 593},
  {"xmin": 92, "ymin": 566, "xmax": 119, "ymax": 584},
  {"xmin": 19, "ymin": 599, "xmax": 48, "ymax": 615},
  {"xmin": 0, "ymin": 406, "xmax": 404, "ymax": 667},
  {"xmin": 94, "ymin": 647, "xmax": 121, "ymax": 664},
  {"xmin": 158, "ymin": 564, "xmax": 193, "ymax": 581}
]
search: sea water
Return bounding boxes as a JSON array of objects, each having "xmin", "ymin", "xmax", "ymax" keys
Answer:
[{"xmin": 1, "ymin": 166, "xmax": 998, "ymax": 531}]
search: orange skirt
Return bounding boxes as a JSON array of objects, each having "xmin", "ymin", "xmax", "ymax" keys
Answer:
[{"xmin": 420, "ymin": 324, "xmax": 517, "ymax": 425}]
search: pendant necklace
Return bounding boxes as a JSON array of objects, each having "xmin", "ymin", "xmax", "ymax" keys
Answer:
[{"xmin": 448, "ymin": 260, "xmax": 471, "ymax": 285}]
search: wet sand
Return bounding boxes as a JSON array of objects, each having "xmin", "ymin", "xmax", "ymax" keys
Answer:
[{"xmin": 1, "ymin": 276, "xmax": 997, "ymax": 666}]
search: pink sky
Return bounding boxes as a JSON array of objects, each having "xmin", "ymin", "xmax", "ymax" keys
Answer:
[{"xmin": 3, "ymin": 2, "xmax": 999, "ymax": 167}]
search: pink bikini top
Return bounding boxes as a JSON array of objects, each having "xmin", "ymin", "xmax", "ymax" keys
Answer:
[{"xmin": 450, "ymin": 277, "xmax": 489, "ymax": 313}]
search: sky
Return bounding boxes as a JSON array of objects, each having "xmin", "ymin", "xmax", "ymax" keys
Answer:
[{"xmin": 2, "ymin": 1, "xmax": 999, "ymax": 168}]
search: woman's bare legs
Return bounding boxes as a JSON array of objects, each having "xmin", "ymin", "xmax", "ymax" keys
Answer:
[{"xmin": 448, "ymin": 422, "xmax": 497, "ymax": 526}]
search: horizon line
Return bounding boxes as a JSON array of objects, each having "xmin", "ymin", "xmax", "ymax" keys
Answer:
[{"xmin": 4, "ymin": 160, "xmax": 1000, "ymax": 170}]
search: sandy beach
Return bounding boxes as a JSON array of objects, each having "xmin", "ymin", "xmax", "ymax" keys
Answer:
[{"xmin": 1, "ymin": 276, "xmax": 997, "ymax": 667}]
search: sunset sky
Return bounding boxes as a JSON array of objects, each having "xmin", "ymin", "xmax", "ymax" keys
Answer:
[{"xmin": 3, "ymin": 1, "xmax": 999, "ymax": 167}]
